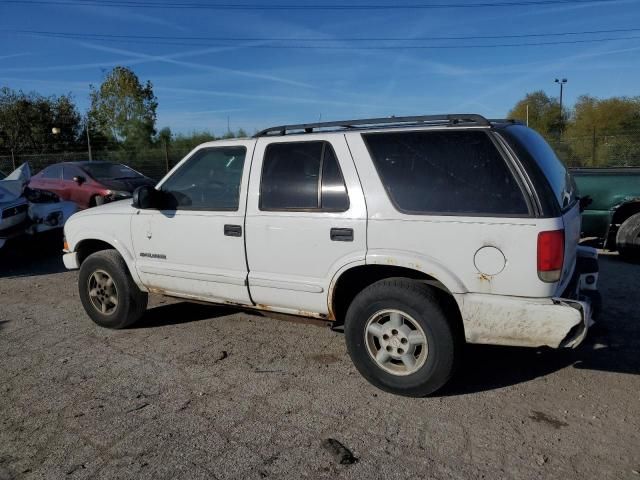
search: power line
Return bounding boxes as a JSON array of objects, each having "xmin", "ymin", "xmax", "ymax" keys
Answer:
[
  {"xmin": 8, "ymin": 30, "xmax": 640, "ymax": 49},
  {"xmin": 0, "ymin": 0, "xmax": 625, "ymax": 10},
  {"xmin": 7, "ymin": 27, "xmax": 640, "ymax": 42}
]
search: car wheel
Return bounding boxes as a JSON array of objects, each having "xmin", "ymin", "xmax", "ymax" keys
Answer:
[
  {"xmin": 78, "ymin": 249, "xmax": 148, "ymax": 329},
  {"xmin": 616, "ymin": 212, "xmax": 640, "ymax": 262},
  {"xmin": 344, "ymin": 278, "xmax": 461, "ymax": 397}
]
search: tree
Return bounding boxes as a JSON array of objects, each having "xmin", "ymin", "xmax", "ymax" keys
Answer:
[
  {"xmin": 0, "ymin": 87, "xmax": 82, "ymax": 155},
  {"xmin": 508, "ymin": 91, "xmax": 565, "ymax": 136},
  {"xmin": 566, "ymin": 95, "xmax": 640, "ymax": 166},
  {"xmin": 88, "ymin": 67, "xmax": 158, "ymax": 147}
]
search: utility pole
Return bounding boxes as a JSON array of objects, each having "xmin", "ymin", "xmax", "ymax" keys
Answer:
[
  {"xmin": 86, "ymin": 122, "xmax": 93, "ymax": 161},
  {"xmin": 526, "ymin": 104, "xmax": 529, "ymax": 127},
  {"xmin": 10, "ymin": 148, "xmax": 16, "ymax": 170},
  {"xmin": 227, "ymin": 115, "xmax": 231, "ymax": 136},
  {"xmin": 163, "ymin": 138, "xmax": 170, "ymax": 173}
]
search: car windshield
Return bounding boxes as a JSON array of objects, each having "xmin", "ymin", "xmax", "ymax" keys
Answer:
[{"xmin": 83, "ymin": 163, "xmax": 143, "ymax": 180}]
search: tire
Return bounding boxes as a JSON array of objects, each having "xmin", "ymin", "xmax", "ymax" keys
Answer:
[
  {"xmin": 616, "ymin": 212, "xmax": 640, "ymax": 262},
  {"xmin": 78, "ymin": 249, "xmax": 148, "ymax": 329},
  {"xmin": 344, "ymin": 278, "xmax": 461, "ymax": 397}
]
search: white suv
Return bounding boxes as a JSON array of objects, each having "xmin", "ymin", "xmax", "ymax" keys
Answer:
[{"xmin": 62, "ymin": 114, "xmax": 598, "ymax": 396}]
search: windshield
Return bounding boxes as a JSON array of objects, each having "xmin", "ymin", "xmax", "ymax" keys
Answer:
[{"xmin": 83, "ymin": 163, "xmax": 143, "ymax": 180}]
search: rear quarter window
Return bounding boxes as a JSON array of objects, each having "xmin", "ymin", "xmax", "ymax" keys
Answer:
[
  {"xmin": 500, "ymin": 125, "xmax": 577, "ymax": 212},
  {"xmin": 363, "ymin": 130, "xmax": 529, "ymax": 216}
]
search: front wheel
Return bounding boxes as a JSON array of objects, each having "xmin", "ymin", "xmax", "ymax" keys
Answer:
[
  {"xmin": 78, "ymin": 250, "xmax": 148, "ymax": 328},
  {"xmin": 344, "ymin": 278, "xmax": 460, "ymax": 397}
]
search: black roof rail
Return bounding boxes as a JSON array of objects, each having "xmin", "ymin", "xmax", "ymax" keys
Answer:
[
  {"xmin": 488, "ymin": 118, "xmax": 523, "ymax": 125},
  {"xmin": 254, "ymin": 114, "xmax": 490, "ymax": 137}
]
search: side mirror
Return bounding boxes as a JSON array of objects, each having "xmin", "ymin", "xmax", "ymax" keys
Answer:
[
  {"xmin": 73, "ymin": 175, "xmax": 86, "ymax": 185},
  {"xmin": 132, "ymin": 185, "xmax": 158, "ymax": 209}
]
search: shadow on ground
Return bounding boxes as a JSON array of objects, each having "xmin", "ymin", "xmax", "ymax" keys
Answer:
[
  {"xmin": 127, "ymin": 257, "xmax": 640, "ymax": 397},
  {"xmin": 133, "ymin": 302, "xmax": 241, "ymax": 329},
  {"xmin": 0, "ymin": 231, "xmax": 66, "ymax": 278},
  {"xmin": 441, "ymin": 254, "xmax": 640, "ymax": 395}
]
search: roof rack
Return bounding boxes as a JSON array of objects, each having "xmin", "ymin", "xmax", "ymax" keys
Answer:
[
  {"xmin": 254, "ymin": 114, "xmax": 491, "ymax": 137},
  {"xmin": 488, "ymin": 118, "xmax": 523, "ymax": 125}
]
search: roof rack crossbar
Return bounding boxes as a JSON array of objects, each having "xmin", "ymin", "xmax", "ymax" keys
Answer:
[{"xmin": 254, "ymin": 114, "xmax": 490, "ymax": 137}]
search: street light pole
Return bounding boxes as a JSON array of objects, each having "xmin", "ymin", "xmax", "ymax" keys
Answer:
[{"xmin": 554, "ymin": 78, "xmax": 567, "ymax": 115}]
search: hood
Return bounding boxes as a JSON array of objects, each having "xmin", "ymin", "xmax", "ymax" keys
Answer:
[
  {"xmin": 71, "ymin": 197, "xmax": 137, "ymax": 219},
  {"xmin": 0, "ymin": 163, "xmax": 31, "ymax": 203},
  {"xmin": 98, "ymin": 176, "xmax": 156, "ymax": 192}
]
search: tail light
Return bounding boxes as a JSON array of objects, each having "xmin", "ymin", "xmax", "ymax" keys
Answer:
[{"xmin": 537, "ymin": 230, "xmax": 564, "ymax": 282}]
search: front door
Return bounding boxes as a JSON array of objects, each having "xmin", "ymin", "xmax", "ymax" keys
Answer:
[
  {"xmin": 131, "ymin": 141, "xmax": 255, "ymax": 304},
  {"xmin": 245, "ymin": 135, "xmax": 367, "ymax": 315}
]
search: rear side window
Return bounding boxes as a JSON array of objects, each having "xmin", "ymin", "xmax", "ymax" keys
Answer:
[
  {"xmin": 42, "ymin": 165, "xmax": 62, "ymax": 179},
  {"xmin": 363, "ymin": 130, "xmax": 529, "ymax": 216},
  {"xmin": 500, "ymin": 125, "xmax": 577, "ymax": 211},
  {"xmin": 260, "ymin": 141, "xmax": 349, "ymax": 211}
]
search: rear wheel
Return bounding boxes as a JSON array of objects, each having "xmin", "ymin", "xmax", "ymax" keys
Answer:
[
  {"xmin": 616, "ymin": 212, "xmax": 640, "ymax": 262},
  {"xmin": 78, "ymin": 250, "xmax": 148, "ymax": 328},
  {"xmin": 344, "ymin": 278, "xmax": 460, "ymax": 397}
]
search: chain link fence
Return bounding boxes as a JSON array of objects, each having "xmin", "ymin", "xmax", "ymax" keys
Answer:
[
  {"xmin": 547, "ymin": 131, "xmax": 640, "ymax": 167},
  {"xmin": 0, "ymin": 146, "xmax": 193, "ymax": 181},
  {"xmin": 2, "ymin": 130, "xmax": 639, "ymax": 179}
]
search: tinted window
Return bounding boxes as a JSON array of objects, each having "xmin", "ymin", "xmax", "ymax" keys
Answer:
[
  {"xmin": 62, "ymin": 165, "xmax": 82, "ymax": 180},
  {"xmin": 83, "ymin": 163, "xmax": 143, "ymax": 180},
  {"xmin": 363, "ymin": 130, "xmax": 529, "ymax": 216},
  {"xmin": 501, "ymin": 125, "xmax": 577, "ymax": 211},
  {"xmin": 160, "ymin": 146, "xmax": 246, "ymax": 210},
  {"xmin": 260, "ymin": 141, "xmax": 349, "ymax": 211},
  {"xmin": 321, "ymin": 146, "xmax": 349, "ymax": 211},
  {"xmin": 42, "ymin": 165, "xmax": 62, "ymax": 179}
]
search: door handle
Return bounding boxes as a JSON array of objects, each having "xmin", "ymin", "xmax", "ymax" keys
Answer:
[
  {"xmin": 224, "ymin": 224, "xmax": 242, "ymax": 237},
  {"xmin": 330, "ymin": 228, "xmax": 353, "ymax": 242}
]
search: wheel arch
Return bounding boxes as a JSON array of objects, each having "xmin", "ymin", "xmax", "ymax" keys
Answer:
[
  {"xmin": 606, "ymin": 199, "xmax": 640, "ymax": 249},
  {"xmin": 73, "ymin": 235, "xmax": 144, "ymax": 288},
  {"xmin": 611, "ymin": 199, "xmax": 640, "ymax": 226},
  {"xmin": 328, "ymin": 264, "xmax": 465, "ymax": 339}
]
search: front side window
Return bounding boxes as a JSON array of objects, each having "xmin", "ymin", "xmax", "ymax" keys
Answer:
[
  {"xmin": 160, "ymin": 146, "xmax": 246, "ymax": 210},
  {"xmin": 62, "ymin": 165, "xmax": 82, "ymax": 180},
  {"xmin": 260, "ymin": 141, "xmax": 349, "ymax": 211},
  {"xmin": 42, "ymin": 165, "xmax": 62, "ymax": 179},
  {"xmin": 363, "ymin": 130, "xmax": 529, "ymax": 216}
]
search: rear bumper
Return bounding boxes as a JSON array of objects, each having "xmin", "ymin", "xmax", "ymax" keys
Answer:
[{"xmin": 459, "ymin": 247, "xmax": 598, "ymax": 349}]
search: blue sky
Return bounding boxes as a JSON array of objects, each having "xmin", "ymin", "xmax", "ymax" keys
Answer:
[{"xmin": 1, "ymin": 0, "xmax": 640, "ymax": 135}]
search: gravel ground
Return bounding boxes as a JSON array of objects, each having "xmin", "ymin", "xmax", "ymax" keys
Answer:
[{"xmin": 0, "ymin": 238, "xmax": 639, "ymax": 480}]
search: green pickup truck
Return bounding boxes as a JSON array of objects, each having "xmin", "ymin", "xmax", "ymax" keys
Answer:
[{"xmin": 571, "ymin": 167, "xmax": 640, "ymax": 261}]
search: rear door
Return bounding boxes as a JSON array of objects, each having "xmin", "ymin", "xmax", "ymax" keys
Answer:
[
  {"xmin": 244, "ymin": 135, "xmax": 367, "ymax": 315},
  {"xmin": 131, "ymin": 141, "xmax": 255, "ymax": 304}
]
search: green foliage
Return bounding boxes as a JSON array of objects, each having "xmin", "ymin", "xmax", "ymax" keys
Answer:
[
  {"xmin": 510, "ymin": 92, "xmax": 640, "ymax": 167},
  {"xmin": 0, "ymin": 87, "xmax": 82, "ymax": 155},
  {"xmin": 88, "ymin": 67, "xmax": 157, "ymax": 147},
  {"xmin": 508, "ymin": 90, "xmax": 565, "ymax": 136}
]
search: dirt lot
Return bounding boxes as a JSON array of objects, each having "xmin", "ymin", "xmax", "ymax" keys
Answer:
[{"xmin": 0, "ymin": 239, "xmax": 639, "ymax": 480}]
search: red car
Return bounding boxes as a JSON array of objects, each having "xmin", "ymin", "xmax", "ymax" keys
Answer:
[{"xmin": 29, "ymin": 161, "xmax": 156, "ymax": 209}]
